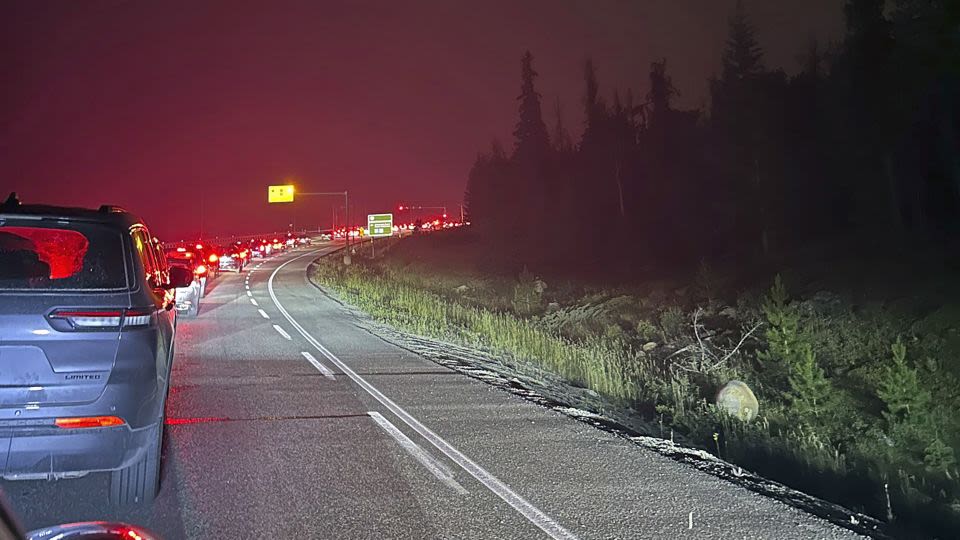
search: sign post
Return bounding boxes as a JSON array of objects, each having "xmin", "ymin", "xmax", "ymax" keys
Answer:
[{"xmin": 367, "ymin": 213, "xmax": 393, "ymax": 258}]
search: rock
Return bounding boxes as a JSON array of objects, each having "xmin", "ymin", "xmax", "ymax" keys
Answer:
[
  {"xmin": 716, "ymin": 380, "xmax": 759, "ymax": 422},
  {"xmin": 719, "ymin": 306, "xmax": 738, "ymax": 319},
  {"xmin": 454, "ymin": 284, "xmax": 470, "ymax": 295},
  {"xmin": 642, "ymin": 341, "xmax": 658, "ymax": 352},
  {"xmin": 546, "ymin": 302, "xmax": 560, "ymax": 313}
]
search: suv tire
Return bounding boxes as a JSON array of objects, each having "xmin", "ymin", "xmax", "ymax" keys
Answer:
[{"xmin": 109, "ymin": 424, "xmax": 162, "ymax": 505}]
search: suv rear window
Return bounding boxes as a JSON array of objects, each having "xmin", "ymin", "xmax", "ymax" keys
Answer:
[{"xmin": 0, "ymin": 223, "xmax": 126, "ymax": 290}]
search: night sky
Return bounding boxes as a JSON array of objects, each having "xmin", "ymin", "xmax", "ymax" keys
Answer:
[{"xmin": 1, "ymin": 0, "xmax": 842, "ymax": 240}]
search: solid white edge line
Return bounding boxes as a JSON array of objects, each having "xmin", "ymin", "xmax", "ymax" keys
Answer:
[
  {"xmin": 257, "ymin": 308, "xmax": 269, "ymax": 319},
  {"xmin": 368, "ymin": 411, "xmax": 469, "ymax": 495},
  {"xmin": 250, "ymin": 298, "xmax": 259, "ymax": 306},
  {"xmin": 269, "ymin": 250, "xmax": 578, "ymax": 540},
  {"xmin": 300, "ymin": 351, "xmax": 335, "ymax": 380},
  {"xmin": 272, "ymin": 324, "xmax": 292, "ymax": 340}
]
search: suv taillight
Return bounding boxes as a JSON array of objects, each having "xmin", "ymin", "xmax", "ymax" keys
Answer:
[
  {"xmin": 48, "ymin": 308, "xmax": 153, "ymax": 331},
  {"xmin": 195, "ymin": 265, "xmax": 207, "ymax": 276}
]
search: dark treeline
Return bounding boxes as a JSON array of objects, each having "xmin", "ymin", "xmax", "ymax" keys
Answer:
[{"xmin": 464, "ymin": 1, "xmax": 960, "ymax": 278}]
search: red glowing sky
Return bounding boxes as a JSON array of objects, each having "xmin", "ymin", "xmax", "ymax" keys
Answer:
[{"xmin": 1, "ymin": 1, "xmax": 841, "ymax": 240}]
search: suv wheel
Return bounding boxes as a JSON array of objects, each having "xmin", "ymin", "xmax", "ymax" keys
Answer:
[{"xmin": 109, "ymin": 423, "xmax": 162, "ymax": 505}]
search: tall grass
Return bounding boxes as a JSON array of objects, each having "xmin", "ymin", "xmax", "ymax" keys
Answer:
[{"xmin": 314, "ymin": 257, "xmax": 647, "ymax": 401}]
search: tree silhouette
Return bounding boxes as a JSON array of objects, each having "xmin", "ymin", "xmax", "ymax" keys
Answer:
[{"xmin": 512, "ymin": 51, "xmax": 551, "ymax": 163}]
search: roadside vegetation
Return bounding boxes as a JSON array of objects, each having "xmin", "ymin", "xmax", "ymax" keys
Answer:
[{"xmin": 316, "ymin": 231, "xmax": 960, "ymax": 538}]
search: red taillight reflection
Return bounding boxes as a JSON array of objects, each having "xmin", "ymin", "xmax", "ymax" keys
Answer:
[
  {"xmin": 166, "ymin": 416, "xmax": 230, "ymax": 425},
  {"xmin": 55, "ymin": 416, "xmax": 124, "ymax": 428}
]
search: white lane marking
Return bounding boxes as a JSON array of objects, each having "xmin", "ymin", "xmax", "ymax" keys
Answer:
[
  {"xmin": 258, "ymin": 309, "xmax": 269, "ymax": 319},
  {"xmin": 300, "ymin": 351, "xmax": 335, "ymax": 380},
  {"xmin": 269, "ymin": 251, "xmax": 578, "ymax": 540},
  {"xmin": 273, "ymin": 324, "xmax": 292, "ymax": 340},
  {"xmin": 250, "ymin": 298, "xmax": 259, "ymax": 306},
  {"xmin": 368, "ymin": 411, "xmax": 469, "ymax": 495},
  {"xmin": 246, "ymin": 290, "xmax": 252, "ymax": 297}
]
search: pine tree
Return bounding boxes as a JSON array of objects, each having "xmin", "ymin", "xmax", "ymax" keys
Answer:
[
  {"xmin": 721, "ymin": 0, "xmax": 764, "ymax": 81},
  {"xmin": 512, "ymin": 51, "xmax": 550, "ymax": 163}
]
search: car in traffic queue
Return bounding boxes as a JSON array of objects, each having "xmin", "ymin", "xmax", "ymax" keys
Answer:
[
  {"xmin": 164, "ymin": 247, "xmax": 209, "ymax": 317},
  {"xmin": 218, "ymin": 241, "xmax": 248, "ymax": 273},
  {"xmin": 189, "ymin": 242, "xmax": 220, "ymax": 279},
  {"xmin": 0, "ymin": 194, "xmax": 192, "ymax": 506}
]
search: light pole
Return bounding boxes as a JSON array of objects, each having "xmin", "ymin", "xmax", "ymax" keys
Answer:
[
  {"xmin": 270, "ymin": 186, "xmax": 351, "ymax": 265},
  {"xmin": 298, "ymin": 191, "xmax": 350, "ymax": 264}
]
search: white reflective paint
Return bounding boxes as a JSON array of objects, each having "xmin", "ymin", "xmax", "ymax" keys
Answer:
[
  {"xmin": 246, "ymin": 291, "xmax": 252, "ymax": 297},
  {"xmin": 269, "ymin": 251, "xmax": 579, "ymax": 540},
  {"xmin": 368, "ymin": 411, "xmax": 468, "ymax": 495},
  {"xmin": 272, "ymin": 324, "xmax": 292, "ymax": 340},
  {"xmin": 300, "ymin": 351, "xmax": 335, "ymax": 380},
  {"xmin": 257, "ymin": 309, "xmax": 269, "ymax": 319},
  {"xmin": 250, "ymin": 298, "xmax": 259, "ymax": 306}
]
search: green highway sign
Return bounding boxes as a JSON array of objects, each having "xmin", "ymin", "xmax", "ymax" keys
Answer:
[{"xmin": 367, "ymin": 213, "xmax": 393, "ymax": 237}]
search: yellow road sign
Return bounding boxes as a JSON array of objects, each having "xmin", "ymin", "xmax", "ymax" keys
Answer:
[{"xmin": 268, "ymin": 184, "xmax": 295, "ymax": 203}]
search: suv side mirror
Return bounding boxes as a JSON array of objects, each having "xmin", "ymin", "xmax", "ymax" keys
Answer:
[{"xmin": 168, "ymin": 266, "xmax": 193, "ymax": 289}]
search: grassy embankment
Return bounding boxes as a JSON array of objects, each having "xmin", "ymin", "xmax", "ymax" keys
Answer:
[{"xmin": 314, "ymin": 230, "xmax": 960, "ymax": 537}]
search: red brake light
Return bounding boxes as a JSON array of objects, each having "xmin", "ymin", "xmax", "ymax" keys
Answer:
[
  {"xmin": 176, "ymin": 247, "xmax": 186, "ymax": 252},
  {"xmin": 195, "ymin": 265, "xmax": 207, "ymax": 276},
  {"xmin": 195, "ymin": 244, "xmax": 203, "ymax": 250},
  {"xmin": 208, "ymin": 254, "xmax": 219, "ymax": 263},
  {"xmin": 55, "ymin": 416, "xmax": 125, "ymax": 429}
]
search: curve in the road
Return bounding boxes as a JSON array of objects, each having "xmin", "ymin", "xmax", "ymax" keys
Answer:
[{"xmin": 267, "ymin": 249, "xmax": 580, "ymax": 540}]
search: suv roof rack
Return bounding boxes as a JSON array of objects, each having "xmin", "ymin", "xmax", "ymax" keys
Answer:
[{"xmin": 98, "ymin": 205, "xmax": 128, "ymax": 213}]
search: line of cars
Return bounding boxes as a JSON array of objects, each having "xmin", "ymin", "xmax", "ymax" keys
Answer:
[{"xmin": 158, "ymin": 234, "xmax": 310, "ymax": 318}]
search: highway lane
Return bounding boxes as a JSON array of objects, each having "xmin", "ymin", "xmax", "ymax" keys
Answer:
[{"xmin": 1, "ymin": 244, "xmax": 861, "ymax": 539}]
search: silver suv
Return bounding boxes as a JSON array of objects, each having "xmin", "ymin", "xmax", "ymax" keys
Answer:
[{"xmin": 0, "ymin": 194, "xmax": 191, "ymax": 505}]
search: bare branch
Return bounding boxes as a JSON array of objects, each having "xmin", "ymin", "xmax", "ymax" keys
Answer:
[{"xmin": 721, "ymin": 322, "xmax": 763, "ymax": 363}]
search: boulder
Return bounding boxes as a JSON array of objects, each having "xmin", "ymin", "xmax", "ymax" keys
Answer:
[
  {"xmin": 716, "ymin": 380, "xmax": 759, "ymax": 422},
  {"xmin": 642, "ymin": 341, "xmax": 658, "ymax": 352}
]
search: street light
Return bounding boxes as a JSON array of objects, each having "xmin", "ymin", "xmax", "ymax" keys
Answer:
[{"xmin": 268, "ymin": 186, "xmax": 351, "ymax": 265}]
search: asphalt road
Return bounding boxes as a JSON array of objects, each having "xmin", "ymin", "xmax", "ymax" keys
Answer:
[{"xmin": 1, "ymin": 244, "xmax": 863, "ymax": 539}]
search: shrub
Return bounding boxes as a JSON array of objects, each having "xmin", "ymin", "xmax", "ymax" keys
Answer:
[
  {"xmin": 635, "ymin": 319, "xmax": 658, "ymax": 342},
  {"xmin": 658, "ymin": 306, "xmax": 685, "ymax": 341},
  {"xmin": 512, "ymin": 266, "xmax": 544, "ymax": 316}
]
